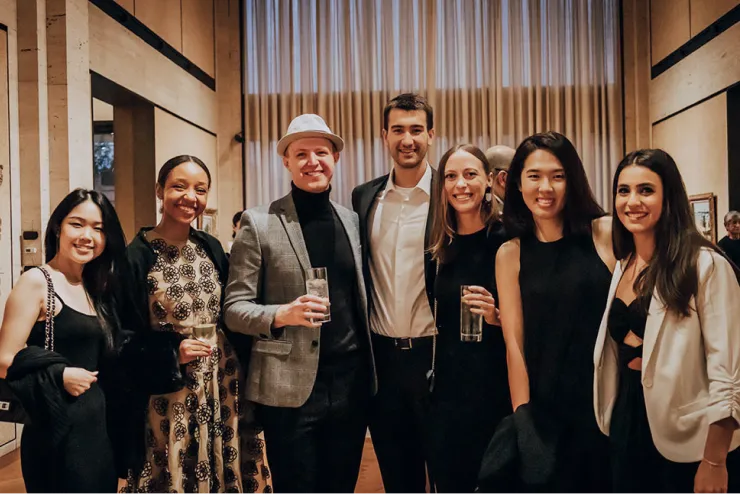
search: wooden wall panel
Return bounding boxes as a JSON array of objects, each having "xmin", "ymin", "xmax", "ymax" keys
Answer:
[
  {"xmin": 653, "ymin": 93, "xmax": 729, "ymax": 224},
  {"xmin": 650, "ymin": 0, "xmax": 691, "ymax": 64},
  {"xmin": 117, "ymin": 0, "xmax": 134, "ymax": 14},
  {"xmin": 88, "ymin": 4, "xmax": 217, "ymax": 132},
  {"xmin": 182, "ymin": 0, "xmax": 214, "ymax": 78},
  {"xmin": 134, "ymin": 0, "xmax": 182, "ymax": 51},
  {"xmin": 650, "ymin": 22, "xmax": 740, "ymax": 122},
  {"xmin": 690, "ymin": 0, "xmax": 739, "ymax": 36}
]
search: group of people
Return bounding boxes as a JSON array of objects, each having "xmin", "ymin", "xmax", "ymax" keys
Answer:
[{"xmin": 0, "ymin": 92, "xmax": 737, "ymax": 494}]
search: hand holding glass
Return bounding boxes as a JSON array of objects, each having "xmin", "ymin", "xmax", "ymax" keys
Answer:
[
  {"xmin": 305, "ymin": 268, "xmax": 331, "ymax": 323},
  {"xmin": 460, "ymin": 285, "xmax": 484, "ymax": 342}
]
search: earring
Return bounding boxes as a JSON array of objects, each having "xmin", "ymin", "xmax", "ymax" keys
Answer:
[{"xmin": 485, "ymin": 187, "xmax": 492, "ymax": 203}]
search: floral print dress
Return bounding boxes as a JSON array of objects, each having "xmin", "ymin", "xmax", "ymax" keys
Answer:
[{"xmin": 124, "ymin": 232, "xmax": 271, "ymax": 493}]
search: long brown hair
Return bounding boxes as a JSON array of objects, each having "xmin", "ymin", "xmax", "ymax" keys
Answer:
[
  {"xmin": 429, "ymin": 144, "xmax": 501, "ymax": 263},
  {"xmin": 612, "ymin": 149, "xmax": 740, "ymax": 317}
]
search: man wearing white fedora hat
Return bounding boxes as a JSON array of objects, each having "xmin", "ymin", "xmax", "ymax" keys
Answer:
[{"xmin": 224, "ymin": 114, "xmax": 376, "ymax": 492}]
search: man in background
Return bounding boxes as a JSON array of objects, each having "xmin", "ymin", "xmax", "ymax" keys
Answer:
[
  {"xmin": 718, "ymin": 210, "xmax": 740, "ymax": 267},
  {"xmin": 484, "ymin": 145, "xmax": 515, "ymax": 208}
]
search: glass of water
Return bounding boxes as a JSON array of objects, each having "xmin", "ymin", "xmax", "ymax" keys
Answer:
[
  {"xmin": 305, "ymin": 267, "xmax": 331, "ymax": 323},
  {"xmin": 460, "ymin": 285, "xmax": 483, "ymax": 342}
]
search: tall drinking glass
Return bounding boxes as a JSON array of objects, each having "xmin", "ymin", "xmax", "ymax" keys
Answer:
[
  {"xmin": 305, "ymin": 267, "xmax": 331, "ymax": 323},
  {"xmin": 460, "ymin": 285, "xmax": 483, "ymax": 342}
]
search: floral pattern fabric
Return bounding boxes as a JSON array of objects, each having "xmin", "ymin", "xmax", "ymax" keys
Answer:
[{"xmin": 123, "ymin": 233, "xmax": 271, "ymax": 493}]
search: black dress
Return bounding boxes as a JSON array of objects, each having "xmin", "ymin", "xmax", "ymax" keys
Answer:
[
  {"xmin": 21, "ymin": 294, "xmax": 117, "ymax": 493},
  {"xmin": 428, "ymin": 225, "xmax": 512, "ymax": 493},
  {"xmin": 519, "ymin": 232, "xmax": 611, "ymax": 492},
  {"xmin": 608, "ymin": 298, "xmax": 740, "ymax": 493}
]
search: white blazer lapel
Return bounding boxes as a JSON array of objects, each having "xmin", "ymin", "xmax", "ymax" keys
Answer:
[{"xmin": 595, "ymin": 261, "xmax": 623, "ymax": 368}]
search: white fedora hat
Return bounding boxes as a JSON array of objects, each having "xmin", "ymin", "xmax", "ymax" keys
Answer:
[{"xmin": 276, "ymin": 114, "xmax": 345, "ymax": 157}]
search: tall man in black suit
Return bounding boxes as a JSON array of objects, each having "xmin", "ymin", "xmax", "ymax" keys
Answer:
[{"xmin": 352, "ymin": 93, "xmax": 438, "ymax": 493}]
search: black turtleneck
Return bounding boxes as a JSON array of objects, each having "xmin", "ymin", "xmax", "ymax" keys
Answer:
[{"xmin": 291, "ymin": 183, "xmax": 362, "ymax": 361}]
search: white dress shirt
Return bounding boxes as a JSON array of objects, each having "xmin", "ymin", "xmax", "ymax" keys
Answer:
[{"xmin": 368, "ymin": 164, "xmax": 436, "ymax": 338}]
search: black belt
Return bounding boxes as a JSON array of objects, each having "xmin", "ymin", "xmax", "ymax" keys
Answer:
[{"xmin": 372, "ymin": 333, "xmax": 433, "ymax": 351}]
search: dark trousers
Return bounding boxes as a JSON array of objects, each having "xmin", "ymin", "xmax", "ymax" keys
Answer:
[
  {"xmin": 369, "ymin": 334, "xmax": 434, "ymax": 493},
  {"xmin": 257, "ymin": 351, "xmax": 370, "ymax": 493}
]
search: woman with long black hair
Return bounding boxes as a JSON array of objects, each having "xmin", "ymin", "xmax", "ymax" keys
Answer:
[
  {"xmin": 594, "ymin": 149, "xmax": 740, "ymax": 492},
  {"xmin": 495, "ymin": 131, "xmax": 615, "ymax": 491},
  {"xmin": 0, "ymin": 189, "xmax": 129, "ymax": 492}
]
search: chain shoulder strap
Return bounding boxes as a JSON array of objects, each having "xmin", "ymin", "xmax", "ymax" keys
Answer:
[
  {"xmin": 430, "ymin": 261, "xmax": 439, "ymax": 376},
  {"xmin": 37, "ymin": 266, "xmax": 56, "ymax": 352}
]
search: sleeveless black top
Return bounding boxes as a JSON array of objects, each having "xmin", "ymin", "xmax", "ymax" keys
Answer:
[
  {"xmin": 519, "ymin": 232, "xmax": 611, "ymax": 429},
  {"xmin": 23, "ymin": 288, "xmax": 117, "ymax": 492},
  {"xmin": 608, "ymin": 298, "xmax": 649, "ymax": 368}
]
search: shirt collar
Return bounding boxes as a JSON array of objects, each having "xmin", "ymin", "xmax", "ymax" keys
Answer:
[{"xmin": 382, "ymin": 163, "xmax": 432, "ymax": 198}]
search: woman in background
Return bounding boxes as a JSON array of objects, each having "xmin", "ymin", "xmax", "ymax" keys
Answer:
[
  {"xmin": 496, "ymin": 131, "xmax": 615, "ymax": 491},
  {"xmin": 0, "ymin": 189, "xmax": 128, "ymax": 492},
  {"xmin": 122, "ymin": 155, "xmax": 270, "ymax": 493},
  {"xmin": 594, "ymin": 149, "xmax": 740, "ymax": 492},
  {"xmin": 426, "ymin": 144, "xmax": 511, "ymax": 492}
]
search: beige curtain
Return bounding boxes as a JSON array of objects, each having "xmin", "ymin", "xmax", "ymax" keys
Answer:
[{"xmin": 243, "ymin": 0, "xmax": 623, "ymax": 208}]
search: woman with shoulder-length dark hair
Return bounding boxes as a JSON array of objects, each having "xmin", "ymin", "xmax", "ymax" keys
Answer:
[
  {"xmin": 494, "ymin": 131, "xmax": 615, "ymax": 491},
  {"xmin": 594, "ymin": 149, "xmax": 740, "ymax": 492},
  {"xmin": 425, "ymin": 144, "xmax": 511, "ymax": 492},
  {"xmin": 121, "ymin": 155, "xmax": 270, "ymax": 493},
  {"xmin": 0, "ymin": 189, "xmax": 128, "ymax": 492}
]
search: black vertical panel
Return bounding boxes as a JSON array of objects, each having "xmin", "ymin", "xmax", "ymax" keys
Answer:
[{"xmin": 727, "ymin": 84, "xmax": 740, "ymax": 212}]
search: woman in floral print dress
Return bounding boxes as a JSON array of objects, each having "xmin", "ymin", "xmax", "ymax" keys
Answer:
[{"xmin": 122, "ymin": 155, "xmax": 271, "ymax": 493}]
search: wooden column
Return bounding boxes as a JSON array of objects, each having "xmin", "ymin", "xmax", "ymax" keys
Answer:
[
  {"xmin": 113, "ymin": 102, "xmax": 156, "ymax": 240},
  {"xmin": 215, "ymin": 0, "xmax": 243, "ymax": 243},
  {"xmin": 46, "ymin": 0, "xmax": 92, "ymax": 208},
  {"xmin": 17, "ymin": 0, "xmax": 48, "ymax": 264},
  {"xmin": 622, "ymin": 0, "xmax": 652, "ymax": 152}
]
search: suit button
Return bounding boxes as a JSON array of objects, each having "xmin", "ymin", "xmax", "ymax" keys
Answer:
[
  {"xmin": 311, "ymin": 340, "xmax": 319, "ymax": 347},
  {"xmin": 643, "ymin": 378, "xmax": 653, "ymax": 388}
]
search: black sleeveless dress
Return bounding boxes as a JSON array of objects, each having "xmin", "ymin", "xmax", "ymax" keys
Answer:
[
  {"xmin": 608, "ymin": 298, "xmax": 740, "ymax": 492},
  {"xmin": 21, "ymin": 293, "xmax": 117, "ymax": 493},
  {"xmin": 519, "ymin": 232, "xmax": 611, "ymax": 492},
  {"xmin": 427, "ymin": 225, "xmax": 512, "ymax": 492}
]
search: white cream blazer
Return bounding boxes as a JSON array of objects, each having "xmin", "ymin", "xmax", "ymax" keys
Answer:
[{"xmin": 593, "ymin": 248, "xmax": 740, "ymax": 462}]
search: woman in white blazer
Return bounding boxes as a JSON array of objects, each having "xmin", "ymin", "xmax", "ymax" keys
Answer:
[{"xmin": 593, "ymin": 149, "xmax": 740, "ymax": 493}]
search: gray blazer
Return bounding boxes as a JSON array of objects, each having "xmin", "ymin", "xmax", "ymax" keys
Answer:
[{"xmin": 224, "ymin": 192, "xmax": 376, "ymax": 408}]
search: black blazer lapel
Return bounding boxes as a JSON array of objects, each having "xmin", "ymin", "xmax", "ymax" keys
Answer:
[{"xmin": 423, "ymin": 166, "xmax": 438, "ymax": 311}]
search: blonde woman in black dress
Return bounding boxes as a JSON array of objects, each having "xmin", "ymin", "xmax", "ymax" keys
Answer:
[{"xmin": 426, "ymin": 144, "xmax": 511, "ymax": 492}]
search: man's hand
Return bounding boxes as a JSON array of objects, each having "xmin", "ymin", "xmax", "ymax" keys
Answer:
[{"xmin": 274, "ymin": 295, "xmax": 329, "ymax": 329}]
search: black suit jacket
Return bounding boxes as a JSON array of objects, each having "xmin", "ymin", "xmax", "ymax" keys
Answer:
[{"xmin": 351, "ymin": 167, "xmax": 439, "ymax": 318}]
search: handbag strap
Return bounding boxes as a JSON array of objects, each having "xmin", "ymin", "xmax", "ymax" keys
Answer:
[
  {"xmin": 37, "ymin": 266, "xmax": 56, "ymax": 352},
  {"xmin": 431, "ymin": 261, "xmax": 439, "ymax": 375}
]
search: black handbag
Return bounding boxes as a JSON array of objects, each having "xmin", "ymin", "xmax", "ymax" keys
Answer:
[{"xmin": 0, "ymin": 266, "xmax": 56, "ymax": 424}]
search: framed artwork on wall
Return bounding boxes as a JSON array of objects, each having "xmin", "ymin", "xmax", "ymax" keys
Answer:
[
  {"xmin": 689, "ymin": 193, "xmax": 717, "ymax": 243},
  {"xmin": 198, "ymin": 208, "xmax": 218, "ymax": 236}
]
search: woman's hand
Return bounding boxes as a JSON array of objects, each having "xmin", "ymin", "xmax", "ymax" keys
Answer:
[
  {"xmin": 62, "ymin": 367, "xmax": 98, "ymax": 397},
  {"xmin": 179, "ymin": 339, "xmax": 212, "ymax": 364},
  {"xmin": 695, "ymin": 459, "xmax": 728, "ymax": 493},
  {"xmin": 462, "ymin": 286, "xmax": 500, "ymax": 326}
]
